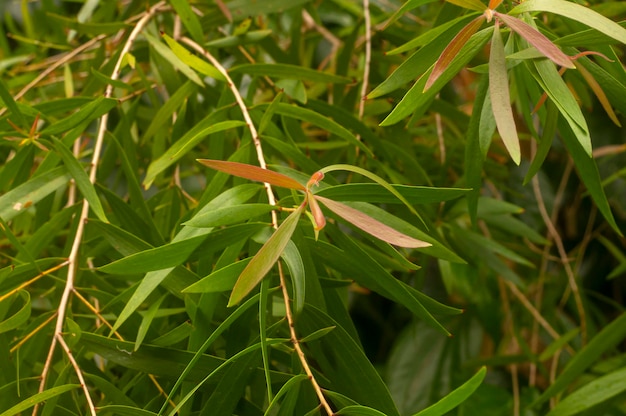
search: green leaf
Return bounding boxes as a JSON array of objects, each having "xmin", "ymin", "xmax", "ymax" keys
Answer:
[
  {"xmin": 558, "ymin": 119, "xmax": 621, "ymax": 236},
  {"xmin": 168, "ymin": 0, "xmax": 204, "ymax": 43},
  {"xmin": 46, "ymin": 12, "xmax": 130, "ymax": 35},
  {"xmin": 0, "ymin": 166, "xmax": 70, "ymax": 222},
  {"xmin": 0, "ymin": 78, "xmax": 25, "ymax": 127},
  {"xmin": 539, "ymin": 329, "xmax": 580, "ymax": 361},
  {"xmin": 184, "ymin": 203, "xmax": 276, "ymax": 227},
  {"xmin": 314, "ymin": 184, "xmax": 469, "ymax": 204},
  {"xmin": 273, "ymin": 103, "xmax": 373, "ymax": 157},
  {"xmin": 511, "ymin": 0, "xmax": 626, "ymax": 45},
  {"xmin": 316, "ymin": 196, "xmax": 431, "ymax": 248},
  {"xmin": 144, "ymin": 120, "xmax": 246, "ymax": 188},
  {"xmin": 445, "ymin": 0, "xmax": 486, "ymax": 11},
  {"xmin": 412, "ymin": 367, "xmax": 486, "ymax": 416},
  {"xmin": 336, "ymin": 406, "xmax": 388, "ymax": 416},
  {"xmin": 264, "ymin": 374, "xmax": 309, "ymax": 415},
  {"xmin": 142, "ymin": 80, "xmax": 197, "ymax": 142},
  {"xmin": 40, "ymin": 96, "xmax": 117, "ymax": 136},
  {"xmin": 183, "ymin": 258, "xmax": 252, "ymax": 293},
  {"xmin": 489, "ymin": 22, "xmax": 520, "ymax": 165},
  {"xmin": 532, "ymin": 59, "xmax": 591, "ymax": 156},
  {"xmin": 424, "ymin": 16, "xmax": 485, "ymax": 91},
  {"xmin": 546, "ymin": 366, "xmax": 626, "ymax": 416},
  {"xmin": 161, "ymin": 33, "xmax": 225, "ymax": 81},
  {"xmin": 96, "ymin": 406, "xmax": 158, "ymax": 416},
  {"xmin": 299, "ymin": 305, "xmax": 401, "ymax": 416},
  {"xmin": 0, "ymin": 384, "xmax": 80, "ymax": 416},
  {"xmin": 282, "ymin": 241, "xmax": 306, "ymax": 315},
  {"xmin": 144, "ymin": 31, "xmax": 204, "ymax": 86},
  {"xmin": 0, "ymin": 291, "xmax": 30, "ymax": 334},
  {"xmin": 384, "ymin": 0, "xmax": 439, "ymax": 28},
  {"xmin": 381, "ymin": 27, "xmax": 492, "ymax": 126},
  {"xmin": 533, "ymin": 311, "xmax": 626, "ymax": 406},
  {"xmin": 229, "ymin": 63, "xmax": 350, "ymax": 84},
  {"xmin": 51, "ymin": 137, "xmax": 108, "ymax": 222},
  {"xmin": 228, "ymin": 204, "xmax": 304, "ymax": 306}
]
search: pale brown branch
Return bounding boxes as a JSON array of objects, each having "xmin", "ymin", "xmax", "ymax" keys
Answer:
[
  {"xmin": 56, "ymin": 334, "xmax": 97, "ymax": 415},
  {"xmin": 34, "ymin": 3, "xmax": 167, "ymax": 414},
  {"xmin": 179, "ymin": 35, "xmax": 335, "ymax": 416}
]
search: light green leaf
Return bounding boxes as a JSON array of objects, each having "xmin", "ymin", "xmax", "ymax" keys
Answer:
[
  {"xmin": 143, "ymin": 120, "xmax": 246, "ymax": 188},
  {"xmin": 0, "ymin": 384, "xmax": 80, "ymax": 416},
  {"xmin": 51, "ymin": 137, "xmax": 108, "ymax": 222},
  {"xmin": 228, "ymin": 204, "xmax": 304, "ymax": 306},
  {"xmin": 381, "ymin": 27, "xmax": 492, "ymax": 126},
  {"xmin": 412, "ymin": 367, "xmax": 486, "ymax": 416},
  {"xmin": 511, "ymin": 0, "xmax": 626, "ymax": 45},
  {"xmin": 205, "ymin": 29, "xmax": 273, "ymax": 48},
  {"xmin": 184, "ymin": 204, "xmax": 276, "ymax": 227},
  {"xmin": 282, "ymin": 241, "xmax": 306, "ymax": 315},
  {"xmin": 0, "ymin": 291, "xmax": 30, "ymax": 334},
  {"xmin": 0, "ymin": 166, "xmax": 70, "ymax": 222},
  {"xmin": 230, "ymin": 63, "xmax": 350, "ymax": 84},
  {"xmin": 539, "ymin": 329, "xmax": 580, "ymax": 361},
  {"xmin": 144, "ymin": 31, "xmax": 204, "ymax": 86},
  {"xmin": 314, "ymin": 183, "xmax": 469, "ymax": 204},
  {"xmin": 183, "ymin": 258, "xmax": 251, "ymax": 293},
  {"xmin": 96, "ymin": 406, "xmax": 158, "ymax": 416},
  {"xmin": 264, "ymin": 374, "xmax": 309, "ymax": 415},
  {"xmin": 532, "ymin": 59, "xmax": 591, "ymax": 156},
  {"xmin": 489, "ymin": 22, "xmax": 520, "ymax": 165},
  {"xmin": 445, "ymin": 0, "xmax": 486, "ymax": 12},
  {"xmin": 161, "ymin": 33, "xmax": 225, "ymax": 81},
  {"xmin": 547, "ymin": 366, "xmax": 626, "ymax": 416},
  {"xmin": 168, "ymin": 0, "xmax": 204, "ymax": 43},
  {"xmin": 0, "ymin": 78, "xmax": 25, "ymax": 127}
]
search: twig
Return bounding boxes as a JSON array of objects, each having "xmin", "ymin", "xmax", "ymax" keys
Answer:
[
  {"xmin": 179, "ymin": 36, "xmax": 335, "ymax": 416},
  {"xmin": 0, "ymin": 34, "xmax": 107, "ymax": 118},
  {"xmin": 531, "ymin": 171, "xmax": 587, "ymax": 345},
  {"xmin": 34, "ymin": 3, "xmax": 167, "ymax": 415},
  {"xmin": 358, "ymin": 0, "xmax": 372, "ymax": 123}
]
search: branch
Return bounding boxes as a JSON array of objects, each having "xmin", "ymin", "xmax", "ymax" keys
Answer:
[
  {"xmin": 34, "ymin": 3, "xmax": 167, "ymax": 415},
  {"xmin": 179, "ymin": 36, "xmax": 335, "ymax": 416}
]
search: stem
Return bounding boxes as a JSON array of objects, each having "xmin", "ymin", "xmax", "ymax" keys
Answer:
[
  {"xmin": 180, "ymin": 36, "xmax": 335, "ymax": 416},
  {"xmin": 33, "ymin": 3, "xmax": 167, "ymax": 415}
]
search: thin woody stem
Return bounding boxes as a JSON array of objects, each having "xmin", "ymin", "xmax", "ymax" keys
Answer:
[
  {"xmin": 180, "ymin": 36, "xmax": 335, "ymax": 416},
  {"xmin": 34, "ymin": 3, "xmax": 167, "ymax": 415}
]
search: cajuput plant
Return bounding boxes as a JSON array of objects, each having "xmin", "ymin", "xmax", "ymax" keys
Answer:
[{"xmin": 196, "ymin": 159, "xmax": 431, "ymax": 306}]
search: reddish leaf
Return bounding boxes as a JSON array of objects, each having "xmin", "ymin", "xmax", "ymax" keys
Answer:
[
  {"xmin": 576, "ymin": 64, "xmax": 621, "ymax": 127},
  {"xmin": 495, "ymin": 13, "xmax": 574, "ymax": 69},
  {"xmin": 316, "ymin": 196, "xmax": 431, "ymax": 248},
  {"xmin": 489, "ymin": 20, "xmax": 521, "ymax": 165},
  {"xmin": 488, "ymin": 0, "xmax": 502, "ymax": 10},
  {"xmin": 197, "ymin": 159, "xmax": 306, "ymax": 190},
  {"xmin": 307, "ymin": 192, "xmax": 326, "ymax": 230},
  {"xmin": 424, "ymin": 16, "xmax": 485, "ymax": 92}
]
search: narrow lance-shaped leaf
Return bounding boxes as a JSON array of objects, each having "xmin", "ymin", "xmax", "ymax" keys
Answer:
[
  {"xmin": 315, "ymin": 196, "xmax": 431, "ymax": 248},
  {"xmin": 228, "ymin": 204, "xmax": 305, "ymax": 306},
  {"xmin": 494, "ymin": 13, "xmax": 574, "ymax": 69},
  {"xmin": 488, "ymin": 0, "xmax": 502, "ymax": 10},
  {"xmin": 510, "ymin": 0, "xmax": 626, "ymax": 45},
  {"xmin": 489, "ymin": 20, "xmax": 521, "ymax": 165},
  {"xmin": 197, "ymin": 159, "xmax": 306, "ymax": 190},
  {"xmin": 576, "ymin": 63, "xmax": 621, "ymax": 127},
  {"xmin": 161, "ymin": 33, "xmax": 226, "ymax": 81},
  {"xmin": 413, "ymin": 367, "xmax": 487, "ymax": 416},
  {"xmin": 424, "ymin": 15, "xmax": 485, "ymax": 92},
  {"xmin": 445, "ymin": 0, "xmax": 486, "ymax": 12}
]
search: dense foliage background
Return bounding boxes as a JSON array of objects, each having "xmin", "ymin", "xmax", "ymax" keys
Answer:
[{"xmin": 0, "ymin": 0, "xmax": 625, "ymax": 415}]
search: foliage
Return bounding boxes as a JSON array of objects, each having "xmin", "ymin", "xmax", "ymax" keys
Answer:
[{"xmin": 0, "ymin": 0, "xmax": 625, "ymax": 415}]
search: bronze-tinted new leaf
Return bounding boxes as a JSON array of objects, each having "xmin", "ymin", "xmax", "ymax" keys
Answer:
[
  {"xmin": 197, "ymin": 159, "xmax": 306, "ymax": 190},
  {"xmin": 495, "ymin": 13, "xmax": 574, "ymax": 69},
  {"xmin": 316, "ymin": 196, "xmax": 431, "ymax": 248},
  {"xmin": 424, "ymin": 16, "xmax": 485, "ymax": 92},
  {"xmin": 489, "ymin": 21, "xmax": 521, "ymax": 165}
]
